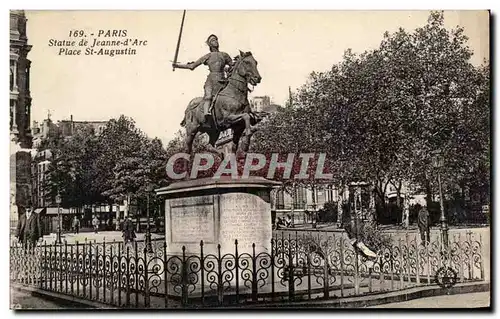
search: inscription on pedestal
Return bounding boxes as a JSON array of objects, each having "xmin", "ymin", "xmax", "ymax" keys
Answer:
[
  {"xmin": 169, "ymin": 195, "xmax": 215, "ymax": 244},
  {"xmin": 219, "ymin": 192, "xmax": 271, "ymax": 250}
]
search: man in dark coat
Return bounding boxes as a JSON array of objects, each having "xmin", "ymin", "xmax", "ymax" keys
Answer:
[
  {"xmin": 122, "ymin": 217, "xmax": 136, "ymax": 243},
  {"xmin": 418, "ymin": 206, "xmax": 431, "ymax": 243},
  {"xmin": 16, "ymin": 206, "xmax": 43, "ymax": 248}
]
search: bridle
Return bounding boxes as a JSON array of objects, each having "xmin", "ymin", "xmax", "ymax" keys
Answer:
[{"xmin": 228, "ymin": 57, "xmax": 254, "ymax": 93}]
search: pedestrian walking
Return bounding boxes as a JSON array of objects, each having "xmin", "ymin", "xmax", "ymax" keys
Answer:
[
  {"xmin": 16, "ymin": 206, "xmax": 43, "ymax": 249},
  {"xmin": 122, "ymin": 217, "xmax": 136, "ymax": 243},
  {"xmin": 92, "ymin": 216, "xmax": 99, "ymax": 234},
  {"xmin": 72, "ymin": 216, "xmax": 80, "ymax": 234},
  {"xmin": 418, "ymin": 206, "xmax": 431, "ymax": 244}
]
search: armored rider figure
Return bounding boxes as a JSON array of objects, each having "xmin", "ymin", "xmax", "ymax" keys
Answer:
[{"xmin": 173, "ymin": 34, "xmax": 233, "ymax": 120}]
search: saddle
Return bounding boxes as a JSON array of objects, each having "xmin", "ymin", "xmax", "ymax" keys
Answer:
[{"xmin": 186, "ymin": 80, "xmax": 228, "ymax": 113}]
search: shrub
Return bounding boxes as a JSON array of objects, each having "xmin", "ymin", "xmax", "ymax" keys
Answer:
[
  {"xmin": 317, "ymin": 201, "xmax": 338, "ymax": 223},
  {"xmin": 355, "ymin": 220, "xmax": 392, "ymax": 252}
]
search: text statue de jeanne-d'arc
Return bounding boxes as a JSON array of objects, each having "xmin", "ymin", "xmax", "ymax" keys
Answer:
[{"xmin": 9, "ymin": 10, "xmax": 490, "ymax": 311}]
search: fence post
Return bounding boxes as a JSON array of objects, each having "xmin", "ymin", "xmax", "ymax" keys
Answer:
[
  {"xmin": 102, "ymin": 238, "xmax": 106, "ymax": 303},
  {"xmin": 64, "ymin": 242, "xmax": 68, "ymax": 294},
  {"xmin": 89, "ymin": 241, "xmax": 93, "ymax": 301},
  {"xmin": 288, "ymin": 234, "xmax": 295, "ymax": 302},
  {"xmin": 134, "ymin": 241, "xmax": 139, "ymax": 307},
  {"xmin": 323, "ymin": 235, "xmax": 329, "ymax": 299},
  {"xmin": 182, "ymin": 245, "xmax": 189, "ymax": 307},
  {"xmin": 339, "ymin": 236, "xmax": 345, "ymax": 297},
  {"xmin": 163, "ymin": 241, "xmax": 168, "ymax": 308},
  {"xmin": 126, "ymin": 244, "xmax": 131, "ymax": 307},
  {"xmin": 49, "ymin": 243, "xmax": 54, "ymax": 291},
  {"xmin": 467, "ymin": 231, "xmax": 473, "ymax": 279},
  {"xmin": 200, "ymin": 241, "xmax": 205, "ymax": 307},
  {"xmin": 399, "ymin": 238, "xmax": 404, "ymax": 289},
  {"xmin": 144, "ymin": 245, "xmax": 150, "ymax": 308},
  {"xmin": 235, "ymin": 240, "xmax": 239, "ymax": 304},
  {"xmin": 70, "ymin": 244, "xmax": 74, "ymax": 295},
  {"xmin": 118, "ymin": 242, "xmax": 122, "ymax": 307},
  {"xmin": 76, "ymin": 241, "xmax": 80, "ymax": 297},
  {"xmin": 83, "ymin": 239, "xmax": 87, "ymax": 299},
  {"xmin": 458, "ymin": 232, "xmax": 464, "ymax": 283},
  {"xmin": 96, "ymin": 241, "xmax": 101, "ymax": 302},
  {"xmin": 306, "ymin": 233, "xmax": 312, "ymax": 300},
  {"xmin": 271, "ymin": 239, "xmax": 275, "ymax": 302},
  {"xmin": 390, "ymin": 238, "xmax": 395, "ymax": 291},
  {"xmin": 110, "ymin": 243, "xmax": 114, "ymax": 306},
  {"xmin": 59, "ymin": 243, "xmax": 63, "ymax": 293},
  {"xmin": 415, "ymin": 235, "xmax": 420, "ymax": 285},
  {"xmin": 354, "ymin": 249, "xmax": 360, "ymax": 295},
  {"xmin": 406, "ymin": 233, "xmax": 411, "ymax": 286},
  {"xmin": 479, "ymin": 234, "xmax": 484, "ymax": 280},
  {"xmin": 44, "ymin": 242, "xmax": 48, "ymax": 290},
  {"xmin": 252, "ymin": 243, "xmax": 258, "ymax": 302}
]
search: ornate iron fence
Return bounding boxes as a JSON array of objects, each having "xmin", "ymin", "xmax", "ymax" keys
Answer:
[{"xmin": 10, "ymin": 231, "xmax": 484, "ymax": 308}]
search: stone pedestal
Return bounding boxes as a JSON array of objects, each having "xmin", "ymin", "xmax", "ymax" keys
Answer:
[
  {"xmin": 156, "ymin": 176, "xmax": 281, "ymax": 257},
  {"xmin": 156, "ymin": 177, "xmax": 281, "ymax": 299}
]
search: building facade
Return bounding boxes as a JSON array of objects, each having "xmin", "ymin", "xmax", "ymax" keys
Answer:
[
  {"xmin": 10, "ymin": 10, "xmax": 32, "ymax": 148},
  {"xmin": 31, "ymin": 115, "xmax": 109, "ymax": 215},
  {"xmin": 31, "ymin": 149, "xmax": 53, "ymax": 209},
  {"xmin": 10, "ymin": 10, "xmax": 34, "ymax": 232}
]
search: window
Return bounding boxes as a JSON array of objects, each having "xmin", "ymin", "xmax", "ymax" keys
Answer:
[
  {"xmin": 25, "ymin": 62, "xmax": 30, "ymax": 90},
  {"xmin": 294, "ymin": 186, "xmax": 305, "ymax": 209},
  {"xmin": 10, "ymin": 60, "xmax": 15, "ymax": 91},
  {"xmin": 276, "ymin": 190, "xmax": 285, "ymax": 209},
  {"xmin": 10, "ymin": 100, "xmax": 15, "ymax": 130}
]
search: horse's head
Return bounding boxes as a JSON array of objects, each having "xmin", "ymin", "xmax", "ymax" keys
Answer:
[{"xmin": 233, "ymin": 50, "xmax": 262, "ymax": 86}]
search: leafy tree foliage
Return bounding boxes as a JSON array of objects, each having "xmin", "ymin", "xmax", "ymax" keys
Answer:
[
  {"xmin": 251, "ymin": 11, "xmax": 490, "ymax": 213},
  {"xmin": 42, "ymin": 115, "xmax": 169, "ymax": 214}
]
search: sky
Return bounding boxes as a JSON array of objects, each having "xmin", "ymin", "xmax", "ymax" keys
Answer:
[{"xmin": 25, "ymin": 10, "xmax": 489, "ymax": 146}]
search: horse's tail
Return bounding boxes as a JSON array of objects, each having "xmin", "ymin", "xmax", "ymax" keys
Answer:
[{"xmin": 181, "ymin": 97, "xmax": 203, "ymax": 127}]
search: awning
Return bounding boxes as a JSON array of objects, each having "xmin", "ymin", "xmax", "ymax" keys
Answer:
[
  {"xmin": 34, "ymin": 208, "xmax": 46, "ymax": 215},
  {"xmin": 45, "ymin": 207, "xmax": 72, "ymax": 215}
]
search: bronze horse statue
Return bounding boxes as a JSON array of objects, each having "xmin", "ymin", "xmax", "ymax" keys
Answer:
[{"xmin": 180, "ymin": 51, "xmax": 266, "ymax": 155}]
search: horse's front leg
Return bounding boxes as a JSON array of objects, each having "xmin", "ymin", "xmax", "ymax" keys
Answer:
[
  {"xmin": 185, "ymin": 125, "xmax": 198, "ymax": 154},
  {"xmin": 231, "ymin": 126, "xmax": 244, "ymax": 154},
  {"xmin": 242, "ymin": 113, "xmax": 252, "ymax": 136}
]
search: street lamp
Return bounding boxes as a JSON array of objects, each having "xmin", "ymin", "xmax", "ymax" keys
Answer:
[
  {"xmin": 312, "ymin": 186, "xmax": 317, "ymax": 229},
  {"xmin": 55, "ymin": 193, "xmax": 62, "ymax": 244},
  {"xmin": 432, "ymin": 150, "xmax": 448, "ymax": 250},
  {"xmin": 145, "ymin": 184, "xmax": 154, "ymax": 253}
]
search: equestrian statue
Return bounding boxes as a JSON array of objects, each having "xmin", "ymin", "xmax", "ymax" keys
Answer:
[{"xmin": 173, "ymin": 32, "xmax": 267, "ymax": 155}]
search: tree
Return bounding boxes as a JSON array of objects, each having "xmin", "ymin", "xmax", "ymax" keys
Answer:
[
  {"xmin": 94, "ymin": 115, "xmax": 167, "ymax": 210},
  {"xmin": 43, "ymin": 125, "xmax": 101, "ymax": 209},
  {"xmin": 251, "ymin": 11, "xmax": 490, "ymax": 222},
  {"xmin": 44, "ymin": 115, "xmax": 170, "ymax": 220}
]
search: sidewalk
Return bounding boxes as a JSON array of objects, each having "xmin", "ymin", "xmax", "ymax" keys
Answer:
[
  {"xmin": 370, "ymin": 291, "xmax": 490, "ymax": 308},
  {"xmin": 11, "ymin": 231, "xmax": 165, "ymax": 246},
  {"xmin": 11, "ymin": 288, "xmax": 65, "ymax": 310},
  {"xmin": 283, "ymin": 222, "xmax": 489, "ymax": 232}
]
